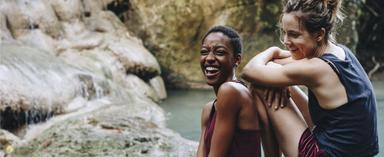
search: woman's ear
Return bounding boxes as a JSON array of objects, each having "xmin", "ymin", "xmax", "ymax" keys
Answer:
[
  {"xmin": 234, "ymin": 54, "xmax": 241, "ymax": 67},
  {"xmin": 316, "ymin": 28, "xmax": 326, "ymax": 42}
]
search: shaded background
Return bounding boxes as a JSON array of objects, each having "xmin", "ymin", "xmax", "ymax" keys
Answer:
[{"xmin": 108, "ymin": 0, "xmax": 384, "ymax": 88}]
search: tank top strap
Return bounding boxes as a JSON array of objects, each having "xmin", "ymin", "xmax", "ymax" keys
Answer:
[
  {"xmin": 320, "ymin": 56, "xmax": 340, "ymax": 77},
  {"xmin": 319, "ymin": 57, "xmax": 340, "ymax": 76},
  {"xmin": 318, "ymin": 55, "xmax": 345, "ymax": 86},
  {"xmin": 231, "ymin": 80, "xmax": 248, "ymax": 88},
  {"xmin": 208, "ymin": 99, "xmax": 217, "ymax": 119}
]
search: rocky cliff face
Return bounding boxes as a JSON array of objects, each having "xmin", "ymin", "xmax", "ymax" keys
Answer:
[
  {"xmin": 114, "ymin": 0, "xmax": 362, "ymax": 88},
  {"xmin": 115, "ymin": 0, "xmax": 279, "ymax": 88},
  {"xmin": 0, "ymin": 0, "xmax": 195, "ymax": 156}
]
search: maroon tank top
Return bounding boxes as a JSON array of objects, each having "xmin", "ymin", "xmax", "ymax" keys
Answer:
[{"xmin": 203, "ymin": 100, "xmax": 261, "ymax": 157}]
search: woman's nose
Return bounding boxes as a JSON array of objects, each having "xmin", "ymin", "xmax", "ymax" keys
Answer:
[
  {"xmin": 283, "ymin": 35, "xmax": 290, "ymax": 47},
  {"xmin": 206, "ymin": 51, "xmax": 215, "ymax": 61}
]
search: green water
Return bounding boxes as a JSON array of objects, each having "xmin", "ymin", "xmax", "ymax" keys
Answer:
[
  {"xmin": 160, "ymin": 89, "xmax": 215, "ymax": 140},
  {"xmin": 160, "ymin": 81, "xmax": 384, "ymax": 155},
  {"xmin": 374, "ymin": 81, "xmax": 384, "ymax": 156}
]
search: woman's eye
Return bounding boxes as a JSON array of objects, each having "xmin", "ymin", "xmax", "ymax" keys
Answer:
[
  {"xmin": 200, "ymin": 49, "xmax": 208, "ymax": 55},
  {"xmin": 288, "ymin": 32, "xmax": 299, "ymax": 38},
  {"xmin": 215, "ymin": 49, "xmax": 225, "ymax": 55}
]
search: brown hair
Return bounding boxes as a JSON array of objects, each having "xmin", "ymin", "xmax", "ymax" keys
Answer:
[{"xmin": 282, "ymin": 0, "xmax": 344, "ymax": 43}]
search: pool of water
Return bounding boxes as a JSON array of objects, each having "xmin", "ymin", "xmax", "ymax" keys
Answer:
[
  {"xmin": 160, "ymin": 81, "xmax": 384, "ymax": 155},
  {"xmin": 160, "ymin": 89, "xmax": 215, "ymax": 140}
]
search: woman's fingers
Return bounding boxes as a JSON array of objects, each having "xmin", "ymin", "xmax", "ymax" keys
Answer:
[
  {"xmin": 270, "ymin": 89, "xmax": 276, "ymax": 107},
  {"xmin": 280, "ymin": 88, "xmax": 287, "ymax": 108},
  {"xmin": 267, "ymin": 88, "xmax": 290, "ymax": 110},
  {"xmin": 259, "ymin": 87, "xmax": 290, "ymax": 110},
  {"xmin": 265, "ymin": 89, "xmax": 272, "ymax": 107},
  {"xmin": 275, "ymin": 89, "xmax": 283, "ymax": 110}
]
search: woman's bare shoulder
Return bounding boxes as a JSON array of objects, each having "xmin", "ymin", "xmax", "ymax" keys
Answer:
[
  {"xmin": 216, "ymin": 82, "xmax": 249, "ymax": 110},
  {"xmin": 218, "ymin": 81, "xmax": 249, "ymax": 95},
  {"xmin": 282, "ymin": 58, "xmax": 331, "ymax": 86}
]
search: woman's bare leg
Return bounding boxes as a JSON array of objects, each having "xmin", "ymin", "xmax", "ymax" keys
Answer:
[
  {"xmin": 251, "ymin": 87, "xmax": 281, "ymax": 157},
  {"xmin": 289, "ymin": 86, "xmax": 314, "ymax": 129},
  {"xmin": 253, "ymin": 87, "xmax": 307, "ymax": 157}
]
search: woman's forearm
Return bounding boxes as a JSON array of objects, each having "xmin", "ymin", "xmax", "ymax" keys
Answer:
[
  {"xmin": 241, "ymin": 47, "xmax": 279, "ymax": 82},
  {"xmin": 244, "ymin": 47, "xmax": 279, "ymax": 68}
]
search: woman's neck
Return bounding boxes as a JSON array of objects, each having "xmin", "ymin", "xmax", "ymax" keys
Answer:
[
  {"xmin": 313, "ymin": 42, "xmax": 345, "ymax": 60},
  {"xmin": 213, "ymin": 75, "xmax": 237, "ymax": 95},
  {"xmin": 313, "ymin": 42, "xmax": 328, "ymax": 58}
]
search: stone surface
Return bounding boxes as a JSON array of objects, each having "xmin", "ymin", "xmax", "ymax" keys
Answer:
[
  {"xmin": 12, "ymin": 98, "xmax": 196, "ymax": 157},
  {"xmin": 0, "ymin": 0, "xmax": 191, "ymax": 156},
  {"xmin": 149, "ymin": 76, "xmax": 167, "ymax": 100}
]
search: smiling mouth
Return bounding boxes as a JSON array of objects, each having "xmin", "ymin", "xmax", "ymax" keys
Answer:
[
  {"xmin": 289, "ymin": 48, "xmax": 298, "ymax": 52},
  {"xmin": 205, "ymin": 66, "xmax": 220, "ymax": 78}
]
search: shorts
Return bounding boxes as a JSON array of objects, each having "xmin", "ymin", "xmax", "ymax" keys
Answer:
[{"xmin": 298, "ymin": 128, "xmax": 329, "ymax": 157}]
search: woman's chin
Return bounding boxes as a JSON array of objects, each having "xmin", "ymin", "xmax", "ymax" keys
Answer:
[
  {"xmin": 205, "ymin": 78, "xmax": 221, "ymax": 87},
  {"xmin": 206, "ymin": 80, "xmax": 216, "ymax": 86}
]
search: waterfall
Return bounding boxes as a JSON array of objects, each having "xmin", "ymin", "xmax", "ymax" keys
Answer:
[
  {"xmin": 0, "ymin": 43, "xmax": 109, "ymax": 135},
  {"xmin": 0, "ymin": 0, "xmax": 196, "ymax": 156}
]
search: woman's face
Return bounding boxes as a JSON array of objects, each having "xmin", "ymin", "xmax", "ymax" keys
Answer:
[
  {"xmin": 200, "ymin": 32, "xmax": 238, "ymax": 87},
  {"xmin": 281, "ymin": 12, "xmax": 318, "ymax": 60}
]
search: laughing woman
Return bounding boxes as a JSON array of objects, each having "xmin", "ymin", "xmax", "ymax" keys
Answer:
[
  {"xmin": 196, "ymin": 26, "xmax": 279, "ymax": 157},
  {"xmin": 241, "ymin": 0, "xmax": 379, "ymax": 157}
]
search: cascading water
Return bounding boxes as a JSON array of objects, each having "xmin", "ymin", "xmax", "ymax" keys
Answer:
[
  {"xmin": 0, "ymin": 42, "xmax": 108, "ymax": 135},
  {"xmin": 0, "ymin": 0, "xmax": 197, "ymax": 156}
]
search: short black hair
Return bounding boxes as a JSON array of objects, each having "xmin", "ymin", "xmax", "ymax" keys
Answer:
[{"xmin": 201, "ymin": 25, "xmax": 243, "ymax": 56}]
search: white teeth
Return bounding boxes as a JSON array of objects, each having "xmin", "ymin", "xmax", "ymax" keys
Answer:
[{"xmin": 206, "ymin": 67, "xmax": 218, "ymax": 71}]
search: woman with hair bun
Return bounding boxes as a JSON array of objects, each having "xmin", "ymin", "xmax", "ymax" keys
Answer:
[{"xmin": 241, "ymin": 0, "xmax": 379, "ymax": 156}]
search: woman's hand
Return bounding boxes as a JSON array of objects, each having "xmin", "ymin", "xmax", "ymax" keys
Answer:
[
  {"xmin": 250, "ymin": 85, "xmax": 290, "ymax": 110},
  {"xmin": 272, "ymin": 47, "xmax": 291, "ymax": 60},
  {"xmin": 248, "ymin": 61, "xmax": 290, "ymax": 110},
  {"xmin": 265, "ymin": 87, "xmax": 290, "ymax": 110},
  {"xmin": 273, "ymin": 57, "xmax": 294, "ymax": 65}
]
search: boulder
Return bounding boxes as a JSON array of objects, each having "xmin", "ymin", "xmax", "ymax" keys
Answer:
[
  {"xmin": 0, "ymin": 0, "xmax": 61, "ymax": 38},
  {"xmin": 113, "ymin": 0, "xmax": 362, "ymax": 88},
  {"xmin": 48, "ymin": 0, "xmax": 83, "ymax": 22},
  {"xmin": 0, "ymin": 11, "xmax": 13, "ymax": 41},
  {"xmin": 13, "ymin": 102, "xmax": 196, "ymax": 157}
]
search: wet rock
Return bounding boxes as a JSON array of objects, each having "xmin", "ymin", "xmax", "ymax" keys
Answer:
[
  {"xmin": 149, "ymin": 76, "xmax": 167, "ymax": 100},
  {"xmin": 0, "ymin": 129, "xmax": 20, "ymax": 148},
  {"xmin": 12, "ymin": 102, "xmax": 196, "ymax": 157},
  {"xmin": 17, "ymin": 29, "xmax": 57, "ymax": 54},
  {"xmin": 0, "ymin": 43, "xmax": 109, "ymax": 132},
  {"xmin": 0, "ymin": 0, "xmax": 189, "ymax": 156},
  {"xmin": 83, "ymin": 11, "xmax": 124, "ymax": 33},
  {"xmin": 124, "ymin": 74, "xmax": 160, "ymax": 103},
  {"xmin": 0, "ymin": 0, "xmax": 61, "ymax": 38},
  {"xmin": 0, "ymin": 12, "xmax": 13, "ymax": 41},
  {"xmin": 82, "ymin": 0, "xmax": 103, "ymax": 17},
  {"xmin": 107, "ymin": 38, "xmax": 161, "ymax": 81},
  {"xmin": 48, "ymin": 0, "xmax": 84, "ymax": 22},
  {"xmin": 60, "ymin": 20, "xmax": 104, "ymax": 51}
]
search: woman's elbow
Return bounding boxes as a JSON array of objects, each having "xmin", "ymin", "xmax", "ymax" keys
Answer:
[
  {"xmin": 240, "ymin": 67, "xmax": 252, "ymax": 82},
  {"xmin": 241, "ymin": 64, "xmax": 261, "ymax": 81}
]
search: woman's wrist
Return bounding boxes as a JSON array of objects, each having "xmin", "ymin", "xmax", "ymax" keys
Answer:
[
  {"xmin": 268, "ymin": 46, "xmax": 281, "ymax": 59},
  {"xmin": 257, "ymin": 46, "xmax": 280, "ymax": 64}
]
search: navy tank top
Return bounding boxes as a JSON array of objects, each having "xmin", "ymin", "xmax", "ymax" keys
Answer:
[{"xmin": 309, "ymin": 45, "xmax": 379, "ymax": 157}]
